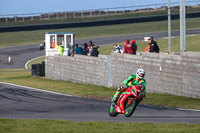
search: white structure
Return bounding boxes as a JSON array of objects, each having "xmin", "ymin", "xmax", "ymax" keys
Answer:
[{"xmin": 45, "ymin": 32, "xmax": 75, "ymax": 56}]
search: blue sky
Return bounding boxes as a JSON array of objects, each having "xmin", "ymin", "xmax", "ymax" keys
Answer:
[{"xmin": 0, "ymin": 0, "xmax": 187, "ymax": 15}]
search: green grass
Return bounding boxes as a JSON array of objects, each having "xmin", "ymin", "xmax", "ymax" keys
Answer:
[
  {"xmin": 27, "ymin": 56, "xmax": 45, "ymax": 69},
  {"xmin": 0, "ymin": 119, "xmax": 200, "ymax": 133},
  {"xmin": 0, "ymin": 17, "xmax": 200, "ymax": 48},
  {"xmin": 0, "ymin": 69, "xmax": 200, "ymax": 109}
]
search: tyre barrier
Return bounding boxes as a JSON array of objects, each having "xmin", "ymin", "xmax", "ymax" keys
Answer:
[{"xmin": 31, "ymin": 62, "xmax": 45, "ymax": 76}]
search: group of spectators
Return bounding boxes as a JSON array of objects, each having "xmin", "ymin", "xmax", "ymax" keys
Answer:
[
  {"xmin": 74, "ymin": 41, "xmax": 99, "ymax": 57},
  {"xmin": 112, "ymin": 37, "xmax": 160, "ymax": 54},
  {"xmin": 112, "ymin": 39, "xmax": 137, "ymax": 54}
]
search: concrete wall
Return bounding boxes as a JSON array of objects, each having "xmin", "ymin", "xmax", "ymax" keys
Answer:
[
  {"xmin": 45, "ymin": 54, "xmax": 109, "ymax": 86},
  {"xmin": 45, "ymin": 52, "xmax": 200, "ymax": 98}
]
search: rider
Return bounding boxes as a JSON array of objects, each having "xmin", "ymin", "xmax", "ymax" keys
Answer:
[{"xmin": 112, "ymin": 68, "xmax": 146, "ymax": 104}]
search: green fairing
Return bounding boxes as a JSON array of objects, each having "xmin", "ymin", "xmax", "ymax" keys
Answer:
[
  {"xmin": 123, "ymin": 74, "xmax": 146, "ymax": 93},
  {"xmin": 122, "ymin": 92, "xmax": 130, "ymax": 95}
]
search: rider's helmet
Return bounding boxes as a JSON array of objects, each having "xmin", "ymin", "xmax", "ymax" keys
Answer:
[{"xmin": 136, "ymin": 68, "xmax": 146, "ymax": 79}]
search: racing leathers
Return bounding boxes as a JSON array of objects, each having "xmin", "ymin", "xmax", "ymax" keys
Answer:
[{"xmin": 112, "ymin": 74, "xmax": 146, "ymax": 102}]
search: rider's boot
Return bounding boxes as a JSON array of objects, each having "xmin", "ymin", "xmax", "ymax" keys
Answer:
[{"xmin": 112, "ymin": 91, "xmax": 121, "ymax": 105}]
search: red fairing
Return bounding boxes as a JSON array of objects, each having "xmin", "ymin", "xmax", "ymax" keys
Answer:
[{"xmin": 115, "ymin": 86, "xmax": 143, "ymax": 113}]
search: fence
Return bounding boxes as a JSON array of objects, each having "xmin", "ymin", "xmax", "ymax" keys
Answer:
[{"xmin": 0, "ymin": 0, "xmax": 200, "ymax": 23}]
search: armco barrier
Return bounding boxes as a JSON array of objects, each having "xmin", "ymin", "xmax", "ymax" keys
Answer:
[
  {"xmin": 1, "ymin": 12, "xmax": 200, "ymax": 33},
  {"xmin": 45, "ymin": 52, "xmax": 200, "ymax": 98}
]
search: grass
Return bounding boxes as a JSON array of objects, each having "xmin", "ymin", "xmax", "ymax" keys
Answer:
[
  {"xmin": 0, "ymin": 69, "xmax": 200, "ymax": 109},
  {"xmin": 0, "ymin": 118, "xmax": 200, "ymax": 133},
  {"xmin": 27, "ymin": 56, "xmax": 45, "ymax": 69},
  {"xmin": 0, "ymin": 17, "xmax": 200, "ymax": 48}
]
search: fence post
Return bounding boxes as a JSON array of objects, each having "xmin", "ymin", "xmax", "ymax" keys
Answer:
[
  {"xmin": 15, "ymin": 16, "xmax": 17, "ymax": 22},
  {"xmin": 107, "ymin": 56, "xmax": 112, "ymax": 87},
  {"xmin": 57, "ymin": 12, "xmax": 58, "ymax": 19},
  {"xmin": 65, "ymin": 12, "xmax": 67, "ymax": 19},
  {"xmin": 6, "ymin": 15, "xmax": 8, "ymax": 23},
  {"xmin": 73, "ymin": 12, "xmax": 75, "ymax": 18},
  {"xmin": 32, "ymin": 14, "xmax": 34, "ymax": 21},
  {"xmin": 90, "ymin": 10, "xmax": 92, "ymax": 17},
  {"xmin": 23, "ymin": 14, "xmax": 24, "ymax": 21}
]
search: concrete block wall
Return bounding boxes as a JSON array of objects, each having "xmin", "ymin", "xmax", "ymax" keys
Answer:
[
  {"xmin": 46, "ymin": 52, "xmax": 200, "ymax": 98},
  {"xmin": 45, "ymin": 54, "xmax": 110, "ymax": 87},
  {"xmin": 111, "ymin": 52, "xmax": 200, "ymax": 98}
]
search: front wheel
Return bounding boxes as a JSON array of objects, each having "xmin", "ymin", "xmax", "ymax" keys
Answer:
[
  {"xmin": 124, "ymin": 98, "xmax": 138, "ymax": 117},
  {"xmin": 108, "ymin": 103, "xmax": 118, "ymax": 117}
]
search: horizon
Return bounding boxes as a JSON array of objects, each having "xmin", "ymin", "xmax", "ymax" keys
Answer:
[{"xmin": 0, "ymin": 0, "xmax": 194, "ymax": 15}]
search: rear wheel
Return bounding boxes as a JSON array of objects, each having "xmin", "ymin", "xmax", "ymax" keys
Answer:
[
  {"xmin": 124, "ymin": 97, "xmax": 137, "ymax": 117},
  {"xmin": 108, "ymin": 103, "xmax": 118, "ymax": 117}
]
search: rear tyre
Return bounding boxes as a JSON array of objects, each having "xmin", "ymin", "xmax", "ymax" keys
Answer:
[
  {"xmin": 124, "ymin": 97, "xmax": 137, "ymax": 117},
  {"xmin": 108, "ymin": 103, "xmax": 118, "ymax": 117}
]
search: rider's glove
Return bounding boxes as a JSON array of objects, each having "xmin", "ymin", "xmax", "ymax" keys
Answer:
[
  {"xmin": 140, "ymin": 83, "xmax": 145, "ymax": 91},
  {"xmin": 117, "ymin": 85, "xmax": 123, "ymax": 91}
]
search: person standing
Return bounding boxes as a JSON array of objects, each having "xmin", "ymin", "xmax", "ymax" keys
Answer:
[
  {"xmin": 132, "ymin": 40, "xmax": 137, "ymax": 55},
  {"xmin": 124, "ymin": 39, "xmax": 135, "ymax": 54},
  {"xmin": 57, "ymin": 44, "xmax": 64, "ymax": 55},
  {"xmin": 148, "ymin": 37, "xmax": 160, "ymax": 53},
  {"xmin": 75, "ymin": 44, "xmax": 83, "ymax": 55}
]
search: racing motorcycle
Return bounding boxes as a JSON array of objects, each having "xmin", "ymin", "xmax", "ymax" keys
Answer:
[{"xmin": 108, "ymin": 84, "xmax": 144, "ymax": 117}]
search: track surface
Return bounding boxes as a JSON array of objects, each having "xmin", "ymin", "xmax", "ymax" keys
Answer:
[
  {"xmin": 0, "ymin": 83, "xmax": 200, "ymax": 123},
  {"xmin": 0, "ymin": 29, "xmax": 200, "ymax": 69}
]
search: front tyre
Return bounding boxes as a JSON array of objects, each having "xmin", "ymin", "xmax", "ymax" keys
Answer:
[
  {"xmin": 108, "ymin": 103, "xmax": 118, "ymax": 117},
  {"xmin": 124, "ymin": 98, "xmax": 137, "ymax": 117}
]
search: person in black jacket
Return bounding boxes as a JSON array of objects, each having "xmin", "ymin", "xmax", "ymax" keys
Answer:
[{"xmin": 148, "ymin": 37, "xmax": 160, "ymax": 53}]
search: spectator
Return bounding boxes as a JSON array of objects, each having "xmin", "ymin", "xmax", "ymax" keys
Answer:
[
  {"xmin": 75, "ymin": 44, "xmax": 83, "ymax": 55},
  {"xmin": 82, "ymin": 43, "xmax": 88, "ymax": 55},
  {"xmin": 144, "ymin": 44, "xmax": 150, "ymax": 53},
  {"xmin": 148, "ymin": 37, "xmax": 160, "ymax": 53},
  {"xmin": 91, "ymin": 46, "xmax": 99, "ymax": 57},
  {"xmin": 87, "ymin": 43, "xmax": 93, "ymax": 56},
  {"xmin": 132, "ymin": 40, "xmax": 137, "ymax": 55},
  {"xmin": 89, "ymin": 40, "xmax": 94, "ymax": 46},
  {"xmin": 112, "ymin": 44, "xmax": 124, "ymax": 53},
  {"xmin": 124, "ymin": 39, "xmax": 135, "ymax": 54}
]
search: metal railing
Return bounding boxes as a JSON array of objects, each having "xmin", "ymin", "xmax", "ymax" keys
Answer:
[{"xmin": 0, "ymin": 0, "xmax": 199, "ymax": 23}]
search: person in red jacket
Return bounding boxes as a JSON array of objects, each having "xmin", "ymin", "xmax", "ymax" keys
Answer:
[{"xmin": 124, "ymin": 39, "xmax": 135, "ymax": 54}]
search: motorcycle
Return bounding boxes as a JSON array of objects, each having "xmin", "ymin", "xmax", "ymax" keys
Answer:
[{"xmin": 108, "ymin": 84, "xmax": 144, "ymax": 117}]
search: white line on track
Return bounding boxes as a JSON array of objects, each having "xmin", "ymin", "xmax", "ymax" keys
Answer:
[
  {"xmin": 25, "ymin": 55, "xmax": 45, "ymax": 69},
  {"xmin": 187, "ymin": 34, "xmax": 196, "ymax": 36},
  {"xmin": 0, "ymin": 81, "xmax": 72, "ymax": 97}
]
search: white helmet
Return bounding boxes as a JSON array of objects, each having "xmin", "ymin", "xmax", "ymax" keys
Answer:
[{"xmin": 136, "ymin": 68, "xmax": 146, "ymax": 79}]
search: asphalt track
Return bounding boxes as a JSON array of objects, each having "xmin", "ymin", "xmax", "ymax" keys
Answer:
[
  {"xmin": 0, "ymin": 82, "xmax": 200, "ymax": 123},
  {"xmin": 0, "ymin": 29, "xmax": 200, "ymax": 69},
  {"xmin": 1, "ymin": 29, "xmax": 200, "ymax": 123}
]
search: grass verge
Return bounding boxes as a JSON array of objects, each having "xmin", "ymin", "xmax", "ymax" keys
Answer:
[
  {"xmin": 0, "ymin": 17, "xmax": 200, "ymax": 48},
  {"xmin": 0, "ymin": 118, "xmax": 200, "ymax": 133},
  {"xmin": 0, "ymin": 69, "xmax": 200, "ymax": 109}
]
